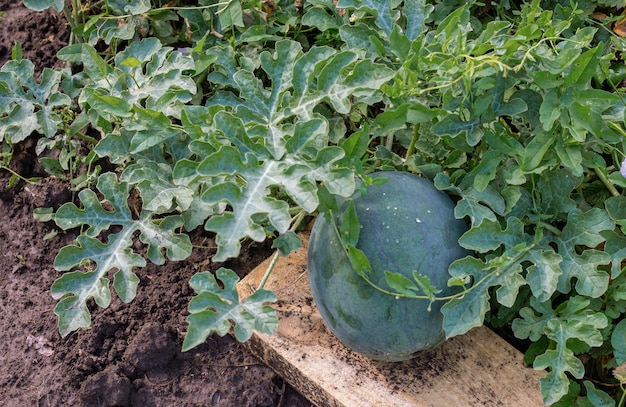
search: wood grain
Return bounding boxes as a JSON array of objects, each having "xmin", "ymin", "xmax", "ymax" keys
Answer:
[{"xmin": 237, "ymin": 232, "xmax": 545, "ymax": 407}]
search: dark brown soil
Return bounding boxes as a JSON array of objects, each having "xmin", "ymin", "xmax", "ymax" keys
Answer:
[
  {"xmin": 0, "ymin": 3, "xmax": 313, "ymax": 406},
  {"xmin": 0, "ymin": 1, "xmax": 70, "ymax": 70}
]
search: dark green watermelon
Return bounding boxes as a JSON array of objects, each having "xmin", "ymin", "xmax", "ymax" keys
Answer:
[{"xmin": 307, "ymin": 171, "xmax": 469, "ymax": 361}]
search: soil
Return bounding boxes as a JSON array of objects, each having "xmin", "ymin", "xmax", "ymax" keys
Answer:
[{"xmin": 0, "ymin": 3, "xmax": 313, "ymax": 406}]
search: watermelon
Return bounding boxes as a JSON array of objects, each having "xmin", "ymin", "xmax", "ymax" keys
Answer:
[{"xmin": 307, "ymin": 171, "xmax": 469, "ymax": 361}]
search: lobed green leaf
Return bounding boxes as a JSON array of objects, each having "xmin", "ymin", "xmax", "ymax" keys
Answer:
[
  {"xmin": 553, "ymin": 208, "xmax": 614, "ymax": 297},
  {"xmin": 51, "ymin": 173, "xmax": 192, "ymax": 336},
  {"xmin": 22, "ymin": 0, "xmax": 64, "ymax": 11},
  {"xmin": 182, "ymin": 268, "xmax": 278, "ymax": 351},
  {"xmin": 0, "ymin": 60, "xmax": 70, "ymax": 142}
]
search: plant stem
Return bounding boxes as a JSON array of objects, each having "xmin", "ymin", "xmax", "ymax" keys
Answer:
[
  {"xmin": 257, "ymin": 210, "xmax": 307, "ymax": 290},
  {"xmin": 288, "ymin": 206, "xmax": 303, "ymax": 215},
  {"xmin": 594, "ymin": 167, "xmax": 620, "ymax": 197},
  {"xmin": 0, "ymin": 165, "xmax": 40, "ymax": 185},
  {"xmin": 537, "ymin": 220, "xmax": 562, "ymax": 237},
  {"xmin": 328, "ymin": 206, "xmax": 533, "ymax": 301},
  {"xmin": 63, "ymin": 4, "xmax": 76, "ymax": 31},
  {"xmin": 74, "ymin": 132, "xmax": 99, "ymax": 145},
  {"xmin": 608, "ymin": 121, "xmax": 626, "ymax": 138},
  {"xmin": 257, "ymin": 251, "xmax": 280, "ymax": 290},
  {"xmin": 405, "ymin": 124, "xmax": 419, "ymax": 159}
]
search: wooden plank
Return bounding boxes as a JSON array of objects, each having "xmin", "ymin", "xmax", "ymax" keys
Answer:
[{"xmin": 237, "ymin": 232, "xmax": 544, "ymax": 407}]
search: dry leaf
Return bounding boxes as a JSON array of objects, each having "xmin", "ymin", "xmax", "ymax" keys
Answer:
[
  {"xmin": 614, "ymin": 16, "xmax": 626, "ymax": 37},
  {"xmin": 26, "ymin": 335, "xmax": 54, "ymax": 357}
]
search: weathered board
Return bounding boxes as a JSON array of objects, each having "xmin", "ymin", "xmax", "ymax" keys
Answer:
[{"xmin": 237, "ymin": 232, "xmax": 545, "ymax": 407}]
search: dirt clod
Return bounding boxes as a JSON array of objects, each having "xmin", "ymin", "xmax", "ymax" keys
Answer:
[
  {"xmin": 123, "ymin": 323, "xmax": 178, "ymax": 374},
  {"xmin": 81, "ymin": 367, "xmax": 132, "ymax": 407}
]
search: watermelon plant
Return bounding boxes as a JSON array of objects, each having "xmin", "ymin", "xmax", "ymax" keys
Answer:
[{"xmin": 3, "ymin": 0, "xmax": 626, "ymax": 404}]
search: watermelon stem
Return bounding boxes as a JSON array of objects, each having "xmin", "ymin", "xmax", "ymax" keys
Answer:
[
  {"xmin": 329, "ymin": 207, "xmax": 535, "ymax": 302},
  {"xmin": 257, "ymin": 210, "xmax": 307, "ymax": 290},
  {"xmin": 405, "ymin": 124, "xmax": 420, "ymax": 159}
]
